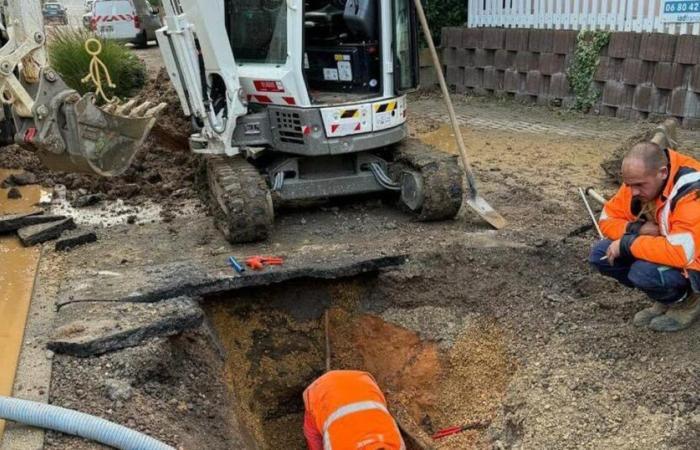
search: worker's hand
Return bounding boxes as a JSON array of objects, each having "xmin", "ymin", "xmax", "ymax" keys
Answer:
[
  {"xmin": 639, "ymin": 222, "xmax": 660, "ymax": 236},
  {"xmin": 605, "ymin": 239, "xmax": 621, "ymax": 265}
]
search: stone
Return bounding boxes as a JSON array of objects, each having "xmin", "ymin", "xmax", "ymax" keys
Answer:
[
  {"xmin": 464, "ymin": 67, "xmax": 483, "ymax": 88},
  {"xmin": 1, "ymin": 172, "xmax": 37, "ymax": 188},
  {"xmin": 483, "ymin": 66, "xmax": 504, "ymax": 90},
  {"xmin": 461, "ymin": 27, "xmax": 484, "ymax": 49},
  {"xmin": 594, "ymin": 57, "xmax": 611, "ymax": 82},
  {"xmin": 528, "ymin": 29, "xmax": 554, "ymax": 53},
  {"xmin": 550, "ymin": 72, "xmax": 572, "ymax": 99},
  {"xmin": 652, "ymin": 62, "xmax": 686, "ymax": 90},
  {"xmin": 71, "ymin": 193, "xmax": 104, "ymax": 208},
  {"xmin": 456, "ymin": 49, "xmax": 474, "ymax": 67},
  {"xmin": 691, "ymin": 65, "xmax": 700, "ymax": 93},
  {"xmin": 474, "ymin": 48, "xmax": 495, "ymax": 68},
  {"xmin": 483, "ymin": 27, "xmax": 506, "ymax": 49},
  {"xmin": 639, "ymin": 33, "xmax": 677, "ymax": 62},
  {"xmin": 503, "ymin": 68, "xmax": 520, "ymax": 93},
  {"xmin": 608, "ymin": 32, "xmax": 643, "ymax": 59},
  {"xmin": 0, "ymin": 210, "xmax": 66, "ymax": 234},
  {"xmin": 494, "ymin": 49, "xmax": 515, "ymax": 70},
  {"xmin": 674, "ymin": 35, "xmax": 700, "ymax": 65},
  {"xmin": 601, "ymin": 81, "xmax": 632, "ymax": 107},
  {"xmin": 526, "ymin": 70, "xmax": 543, "ymax": 96},
  {"xmin": 669, "ymin": 88, "xmax": 700, "ymax": 118},
  {"xmin": 505, "ymin": 28, "xmax": 529, "ymax": 51},
  {"xmin": 7, "ymin": 187, "xmax": 21, "ymax": 199},
  {"xmin": 104, "ymin": 379, "xmax": 133, "ymax": 402},
  {"xmin": 515, "ymin": 51, "xmax": 538, "ymax": 73},
  {"xmin": 553, "ymin": 30, "xmax": 578, "ymax": 55},
  {"xmin": 633, "ymin": 83, "xmax": 654, "ymax": 112},
  {"xmin": 18, "ymin": 218, "xmax": 76, "ymax": 246},
  {"xmin": 539, "ymin": 53, "xmax": 566, "ymax": 76},
  {"xmin": 48, "ymin": 296, "xmax": 204, "ymax": 357},
  {"xmin": 55, "ymin": 230, "xmax": 98, "ymax": 252},
  {"xmin": 622, "ymin": 59, "xmax": 652, "ymax": 85},
  {"xmin": 446, "ymin": 66, "xmax": 463, "ymax": 86}
]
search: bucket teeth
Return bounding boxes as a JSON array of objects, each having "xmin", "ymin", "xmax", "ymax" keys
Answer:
[
  {"xmin": 114, "ymin": 99, "xmax": 137, "ymax": 116},
  {"xmin": 146, "ymin": 103, "xmax": 168, "ymax": 118},
  {"xmin": 129, "ymin": 101, "xmax": 153, "ymax": 117}
]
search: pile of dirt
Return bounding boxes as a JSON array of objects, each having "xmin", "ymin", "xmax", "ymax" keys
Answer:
[
  {"xmin": 599, "ymin": 126, "xmax": 657, "ymax": 183},
  {"xmin": 0, "ymin": 69, "xmax": 200, "ymax": 219}
]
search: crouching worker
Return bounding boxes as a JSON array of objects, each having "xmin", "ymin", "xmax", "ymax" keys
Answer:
[
  {"xmin": 303, "ymin": 370, "xmax": 405, "ymax": 450},
  {"xmin": 589, "ymin": 142, "xmax": 700, "ymax": 332}
]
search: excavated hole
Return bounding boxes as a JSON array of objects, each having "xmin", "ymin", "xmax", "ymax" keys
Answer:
[{"xmin": 203, "ymin": 275, "xmax": 516, "ymax": 449}]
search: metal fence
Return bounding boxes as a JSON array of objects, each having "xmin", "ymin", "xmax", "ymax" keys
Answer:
[{"xmin": 468, "ymin": 0, "xmax": 700, "ymax": 35}]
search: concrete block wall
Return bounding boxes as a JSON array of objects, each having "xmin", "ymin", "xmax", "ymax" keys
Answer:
[{"xmin": 439, "ymin": 27, "xmax": 700, "ymax": 128}]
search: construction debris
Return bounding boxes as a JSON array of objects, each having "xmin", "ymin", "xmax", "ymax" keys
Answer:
[
  {"xmin": 7, "ymin": 187, "xmax": 21, "ymax": 199},
  {"xmin": 17, "ymin": 218, "xmax": 76, "ymax": 246},
  {"xmin": 1, "ymin": 171, "xmax": 37, "ymax": 187},
  {"xmin": 48, "ymin": 296, "xmax": 204, "ymax": 357},
  {"xmin": 0, "ymin": 210, "xmax": 64, "ymax": 233},
  {"xmin": 55, "ymin": 230, "xmax": 98, "ymax": 252}
]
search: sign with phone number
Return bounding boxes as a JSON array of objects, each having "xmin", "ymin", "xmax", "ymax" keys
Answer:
[{"xmin": 662, "ymin": 1, "xmax": 700, "ymax": 22}]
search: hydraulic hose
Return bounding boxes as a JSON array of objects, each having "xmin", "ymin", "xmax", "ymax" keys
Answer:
[{"xmin": 0, "ymin": 396, "xmax": 174, "ymax": 450}]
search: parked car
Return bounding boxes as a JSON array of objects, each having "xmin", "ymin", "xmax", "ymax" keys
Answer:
[
  {"xmin": 42, "ymin": 2, "xmax": 68, "ymax": 26},
  {"xmin": 91, "ymin": 0, "xmax": 162, "ymax": 48}
]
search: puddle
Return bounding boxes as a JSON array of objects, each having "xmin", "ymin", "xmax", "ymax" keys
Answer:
[
  {"xmin": 0, "ymin": 169, "xmax": 44, "ymax": 438},
  {"xmin": 205, "ymin": 277, "xmax": 514, "ymax": 449}
]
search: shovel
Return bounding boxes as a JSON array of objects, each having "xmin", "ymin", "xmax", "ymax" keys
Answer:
[{"xmin": 412, "ymin": 0, "xmax": 506, "ymax": 229}]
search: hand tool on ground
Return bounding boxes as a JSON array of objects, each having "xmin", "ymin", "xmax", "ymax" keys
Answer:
[
  {"xmin": 432, "ymin": 420, "xmax": 491, "ymax": 440},
  {"xmin": 413, "ymin": 0, "xmax": 507, "ymax": 230},
  {"xmin": 245, "ymin": 256, "xmax": 284, "ymax": 271},
  {"xmin": 578, "ymin": 187, "xmax": 604, "ymax": 239},
  {"xmin": 227, "ymin": 256, "xmax": 245, "ymax": 274},
  {"xmin": 585, "ymin": 187, "xmax": 607, "ymax": 206}
]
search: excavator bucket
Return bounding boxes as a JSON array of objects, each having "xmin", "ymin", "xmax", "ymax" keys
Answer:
[{"xmin": 14, "ymin": 71, "xmax": 166, "ymax": 177}]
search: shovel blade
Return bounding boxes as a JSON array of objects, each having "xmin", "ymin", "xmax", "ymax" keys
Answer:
[{"xmin": 465, "ymin": 194, "xmax": 507, "ymax": 229}]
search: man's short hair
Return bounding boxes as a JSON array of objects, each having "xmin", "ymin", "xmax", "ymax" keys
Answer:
[{"xmin": 624, "ymin": 142, "xmax": 668, "ymax": 173}]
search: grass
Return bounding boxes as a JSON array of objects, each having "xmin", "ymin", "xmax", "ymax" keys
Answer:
[{"xmin": 47, "ymin": 29, "xmax": 146, "ymax": 102}]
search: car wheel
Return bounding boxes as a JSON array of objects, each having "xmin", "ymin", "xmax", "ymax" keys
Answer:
[{"xmin": 135, "ymin": 30, "xmax": 148, "ymax": 48}]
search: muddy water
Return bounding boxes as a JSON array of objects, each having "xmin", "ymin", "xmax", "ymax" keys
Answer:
[{"xmin": 0, "ymin": 169, "xmax": 43, "ymax": 438}]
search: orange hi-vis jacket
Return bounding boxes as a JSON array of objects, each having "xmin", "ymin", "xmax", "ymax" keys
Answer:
[
  {"xmin": 303, "ymin": 370, "xmax": 405, "ymax": 450},
  {"xmin": 599, "ymin": 149, "xmax": 700, "ymax": 275}
]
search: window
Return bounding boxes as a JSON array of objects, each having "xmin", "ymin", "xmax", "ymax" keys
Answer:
[
  {"xmin": 393, "ymin": 0, "xmax": 418, "ymax": 92},
  {"xmin": 226, "ymin": 0, "xmax": 288, "ymax": 65}
]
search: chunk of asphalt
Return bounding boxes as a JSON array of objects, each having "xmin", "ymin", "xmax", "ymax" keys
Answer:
[
  {"xmin": 0, "ymin": 210, "xmax": 69, "ymax": 234},
  {"xmin": 71, "ymin": 193, "xmax": 104, "ymax": 208},
  {"xmin": 18, "ymin": 218, "xmax": 76, "ymax": 246},
  {"xmin": 48, "ymin": 296, "xmax": 204, "ymax": 357},
  {"xmin": 7, "ymin": 187, "xmax": 21, "ymax": 199},
  {"xmin": 55, "ymin": 230, "xmax": 98, "ymax": 252}
]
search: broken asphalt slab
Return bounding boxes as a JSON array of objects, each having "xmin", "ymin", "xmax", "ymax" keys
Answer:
[
  {"xmin": 56, "ymin": 255, "xmax": 408, "ymax": 309},
  {"xmin": 55, "ymin": 230, "xmax": 98, "ymax": 252},
  {"xmin": 48, "ymin": 296, "xmax": 203, "ymax": 357},
  {"xmin": 0, "ymin": 210, "xmax": 66, "ymax": 233},
  {"xmin": 18, "ymin": 218, "xmax": 76, "ymax": 246}
]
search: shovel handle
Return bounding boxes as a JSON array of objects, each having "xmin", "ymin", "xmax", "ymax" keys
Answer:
[{"xmin": 412, "ymin": 0, "xmax": 478, "ymax": 197}]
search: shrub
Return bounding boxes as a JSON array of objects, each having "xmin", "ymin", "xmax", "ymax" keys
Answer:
[
  {"xmin": 423, "ymin": 0, "xmax": 467, "ymax": 45},
  {"xmin": 47, "ymin": 29, "xmax": 146, "ymax": 102}
]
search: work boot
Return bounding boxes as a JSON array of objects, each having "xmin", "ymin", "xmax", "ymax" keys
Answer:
[
  {"xmin": 648, "ymin": 294, "xmax": 700, "ymax": 332},
  {"xmin": 632, "ymin": 302, "xmax": 669, "ymax": 327}
]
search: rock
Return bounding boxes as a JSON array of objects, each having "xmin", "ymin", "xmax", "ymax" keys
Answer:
[
  {"xmin": 71, "ymin": 193, "xmax": 104, "ymax": 208},
  {"xmin": 2, "ymin": 172, "xmax": 38, "ymax": 187},
  {"xmin": 48, "ymin": 296, "xmax": 204, "ymax": 357},
  {"xmin": 127, "ymin": 215, "xmax": 137, "ymax": 224},
  {"xmin": 0, "ymin": 211, "xmax": 69, "ymax": 234},
  {"xmin": 17, "ymin": 218, "xmax": 76, "ymax": 246},
  {"xmin": 55, "ymin": 230, "xmax": 98, "ymax": 252},
  {"xmin": 104, "ymin": 379, "xmax": 133, "ymax": 402},
  {"xmin": 7, "ymin": 187, "xmax": 21, "ymax": 199}
]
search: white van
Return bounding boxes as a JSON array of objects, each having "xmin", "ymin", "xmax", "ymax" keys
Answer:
[{"xmin": 91, "ymin": 0, "xmax": 161, "ymax": 47}]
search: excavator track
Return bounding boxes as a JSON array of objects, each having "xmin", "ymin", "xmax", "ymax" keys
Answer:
[
  {"xmin": 392, "ymin": 138, "xmax": 464, "ymax": 221},
  {"xmin": 207, "ymin": 156, "xmax": 274, "ymax": 244}
]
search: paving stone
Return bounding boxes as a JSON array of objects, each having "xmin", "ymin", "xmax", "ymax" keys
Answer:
[
  {"xmin": 622, "ymin": 59, "xmax": 653, "ymax": 85},
  {"xmin": 483, "ymin": 66, "xmax": 504, "ymax": 90},
  {"xmin": 483, "ymin": 27, "xmax": 506, "ymax": 49},
  {"xmin": 553, "ymin": 30, "xmax": 578, "ymax": 55},
  {"xmin": 462, "ymin": 27, "xmax": 483, "ymax": 49},
  {"xmin": 494, "ymin": 49, "xmax": 515, "ymax": 70},
  {"xmin": 55, "ymin": 230, "xmax": 98, "ymax": 252},
  {"xmin": 464, "ymin": 67, "xmax": 483, "ymax": 88},
  {"xmin": 640, "ymin": 33, "xmax": 677, "ymax": 62},
  {"xmin": 18, "ymin": 218, "xmax": 76, "ymax": 247},
  {"xmin": 528, "ymin": 29, "xmax": 554, "ymax": 53},
  {"xmin": 515, "ymin": 51, "xmax": 538, "ymax": 73},
  {"xmin": 602, "ymin": 80, "xmax": 632, "ymax": 107},
  {"xmin": 550, "ymin": 72, "xmax": 572, "ymax": 99},
  {"xmin": 505, "ymin": 28, "xmax": 529, "ymax": 51},
  {"xmin": 456, "ymin": 48, "xmax": 474, "ymax": 67},
  {"xmin": 526, "ymin": 70, "xmax": 543, "ymax": 95},
  {"xmin": 608, "ymin": 32, "xmax": 643, "ymax": 59},
  {"xmin": 0, "ymin": 210, "xmax": 66, "ymax": 234},
  {"xmin": 48, "ymin": 297, "xmax": 204, "ymax": 357},
  {"xmin": 539, "ymin": 53, "xmax": 566, "ymax": 75},
  {"xmin": 674, "ymin": 35, "xmax": 700, "ymax": 65},
  {"xmin": 503, "ymin": 68, "xmax": 521, "ymax": 92},
  {"xmin": 474, "ymin": 48, "xmax": 495, "ymax": 68},
  {"xmin": 669, "ymin": 88, "xmax": 700, "ymax": 118},
  {"xmin": 653, "ymin": 62, "xmax": 686, "ymax": 90},
  {"xmin": 633, "ymin": 83, "xmax": 654, "ymax": 112}
]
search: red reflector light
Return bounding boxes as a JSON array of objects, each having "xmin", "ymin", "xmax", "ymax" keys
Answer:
[
  {"xmin": 134, "ymin": 14, "xmax": 141, "ymax": 29},
  {"xmin": 283, "ymin": 96, "xmax": 296, "ymax": 105},
  {"xmin": 254, "ymin": 80, "xmax": 285, "ymax": 92},
  {"xmin": 303, "ymin": 126, "xmax": 311, "ymax": 135}
]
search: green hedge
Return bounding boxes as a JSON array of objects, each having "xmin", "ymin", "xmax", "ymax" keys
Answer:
[{"xmin": 423, "ymin": 0, "xmax": 467, "ymax": 45}]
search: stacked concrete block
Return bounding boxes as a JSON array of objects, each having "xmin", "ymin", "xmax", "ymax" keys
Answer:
[{"xmin": 438, "ymin": 26, "xmax": 700, "ymax": 128}]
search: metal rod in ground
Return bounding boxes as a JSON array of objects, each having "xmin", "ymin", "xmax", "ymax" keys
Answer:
[
  {"xmin": 324, "ymin": 310, "xmax": 331, "ymax": 373},
  {"xmin": 579, "ymin": 187, "xmax": 604, "ymax": 239},
  {"xmin": 412, "ymin": 0, "xmax": 506, "ymax": 230}
]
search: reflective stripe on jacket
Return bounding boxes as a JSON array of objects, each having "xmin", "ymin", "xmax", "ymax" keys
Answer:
[
  {"xmin": 303, "ymin": 370, "xmax": 405, "ymax": 450},
  {"xmin": 599, "ymin": 149, "xmax": 700, "ymax": 271}
]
